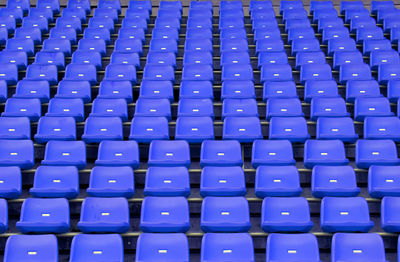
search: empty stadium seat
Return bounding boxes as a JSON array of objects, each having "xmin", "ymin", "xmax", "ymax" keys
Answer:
[
  {"xmin": 89, "ymin": 98, "xmax": 128, "ymax": 121},
  {"xmin": 16, "ymin": 198, "xmax": 70, "ymax": 233},
  {"xmin": 135, "ymin": 98, "xmax": 171, "ymax": 119},
  {"xmin": 139, "ymin": 80, "xmax": 173, "ymax": 101},
  {"xmin": 201, "ymin": 233, "xmax": 254, "ymax": 262},
  {"xmin": 252, "ymin": 139, "xmax": 295, "ymax": 167},
  {"xmin": 42, "ymin": 38, "xmax": 71, "ymax": 56},
  {"xmin": 87, "ymin": 165, "xmax": 135, "ymax": 197},
  {"xmin": 71, "ymin": 50, "xmax": 102, "ymax": 69},
  {"xmin": 148, "ymin": 140, "xmax": 191, "ymax": 167},
  {"xmin": 82, "ymin": 117, "xmax": 123, "ymax": 143},
  {"xmin": 201, "ymin": 196, "xmax": 251, "ymax": 232},
  {"xmin": 129, "ymin": 116, "xmax": 169, "ymax": 142},
  {"xmin": 364, "ymin": 117, "xmax": 400, "ymax": 141},
  {"xmin": 0, "ymin": 139, "xmax": 34, "ymax": 169},
  {"xmin": 98, "ymin": 80, "xmax": 134, "ymax": 102},
  {"xmin": 0, "ymin": 63, "xmax": 18, "ymax": 85},
  {"xmin": 183, "ymin": 51, "xmax": 212, "ymax": 66},
  {"xmin": 142, "ymin": 65, "xmax": 175, "ymax": 82},
  {"xmin": 266, "ymin": 98, "xmax": 304, "ymax": 119},
  {"xmin": 34, "ymin": 116, "xmax": 76, "ymax": 143},
  {"xmin": 136, "ymin": 233, "xmax": 189, "ymax": 262},
  {"xmin": 258, "ymin": 51, "xmax": 288, "ymax": 68},
  {"xmin": 69, "ymin": 234, "xmax": 124, "ymax": 262},
  {"xmin": 200, "ymin": 140, "xmax": 243, "ymax": 167},
  {"xmin": 200, "ymin": 166, "xmax": 246, "ymax": 197},
  {"xmin": 332, "ymin": 233, "xmax": 387, "ymax": 262},
  {"xmin": 381, "ymin": 196, "xmax": 400, "ymax": 232},
  {"xmin": 49, "ymin": 27, "xmax": 77, "ymax": 44},
  {"xmin": 312, "ymin": 165, "xmax": 360, "ymax": 198},
  {"xmin": 261, "ymin": 197, "xmax": 313, "ymax": 232},
  {"xmin": 144, "ymin": 166, "xmax": 190, "ymax": 197},
  {"xmin": 316, "ymin": 117, "xmax": 358, "ymax": 142},
  {"xmin": 175, "ymin": 117, "xmax": 214, "ymax": 143},
  {"xmin": 104, "ymin": 64, "xmax": 137, "ymax": 84},
  {"xmin": 37, "ymin": 0, "xmax": 60, "ymax": 14},
  {"xmin": 332, "ymin": 51, "xmax": 363, "ymax": 70},
  {"xmin": 369, "ymin": 165, "xmax": 400, "ymax": 198},
  {"xmin": 0, "ymin": 166, "xmax": 21, "ymax": 199},
  {"xmin": 223, "ymin": 116, "xmax": 263, "ymax": 142},
  {"xmin": 13, "ymin": 80, "xmax": 50, "ymax": 102},
  {"xmin": 370, "ymin": 50, "xmax": 400, "ymax": 69},
  {"xmin": 95, "ymin": 140, "xmax": 139, "ymax": 168},
  {"xmin": 310, "ymin": 97, "xmax": 350, "ymax": 121},
  {"xmin": 261, "ymin": 64, "xmax": 293, "ymax": 83},
  {"xmin": 356, "ymin": 139, "xmax": 400, "ymax": 168},
  {"xmin": 14, "ymin": 27, "xmax": 42, "ymax": 45},
  {"xmin": 269, "ymin": 117, "xmax": 310, "ymax": 142},
  {"xmin": 78, "ymin": 197, "xmax": 130, "ymax": 233},
  {"xmin": 0, "ymin": 117, "xmax": 30, "ymax": 140},
  {"xmin": 25, "ymin": 64, "xmax": 58, "ymax": 85},
  {"xmin": 304, "ymin": 139, "xmax": 349, "ymax": 169},
  {"xmin": 346, "ymin": 80, "xmax": 382, "ymax": 102},
  {"xmin": 0, "ymin": 50, "xmax": 28, "ymax": 70},
  {"xmin": 148, "ymin": 52, "xmax": 176, "ymax": 67},
  {"xmin": 64, "ymin": 64, "xmax": 97, "ymax": 85},
  {"xmin": 263, "ymin": 81, "xmax": 298, "ymax": 100},
  {"xmin": 266, "ymin": 233, "xmax": 320, "ymax": 262},
  {"xmin": 255, "ymin": 165, "xmax": 302, "ymax": 198},
  {"xmin": 46, "ymin": 98, "xmax": 85, "ymax": 122},
  {"xmin": 3, "ymin": 234, "xmax": 58, "ymax": 262},
  {"xmin": 30, "ymin": 165, "xmax": 79, "ymax": 199},
  {"xmin": 222, "ymin": 80, "xmax": 256, "ymax": 100},
  {"xmin": 295, "ymin": 51, "xmax": 326, "ymax": 69},
  {"xmin": 41, "ymin": 140, "xmax": 86, "ymax": 169},
  {"xmin": 140, "ymin": 196, "xmax": 190, "ymax": 233}
]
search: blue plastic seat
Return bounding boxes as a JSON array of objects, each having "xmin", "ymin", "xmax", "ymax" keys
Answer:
[
  {"xmin": 95, "ymin": 140, "xmax": 139, "ymax": 168},
  {"xmin": 64, "ymin": 64, "xmax": 97, "ymax": 85},
  {"xmin": 62, "ymin": 7, "xmax": 86, "ymax": 23},
  {"xmin": 139, "ymin": 80, "xmax": 173, "ymax": 101},
  {"xmin": 69, "ymin": 234, "xmax": 123, "ymax": 262},
  {"xmin": 300, "ymin": 63, "xmax": 332, "ymax": 84},
  {"xmin": 253, "ymin": 28, "xmax": 281, "ymax": 43},
  {"xmin": 46, "ymin": 98, "xmax": 85, "ymax": 122},
  {"xmin": 35, "ymin": 51, "xmax": 65, "ymax": 69},
  {"xmin": 200, "ymin": 140, "xmax": 242, "ymax": 167},
  {"xmin": 346, "ymin": 80, "xmax": 382, "ymax": 102},
  {"xmin": 356, "ymin": 139, "xmax": 400, "ymax": 168},
  {"xmin": 295, "ymin": 51, "xmax": 326, "ymax": 70},
  {"xmin": 56, "ymin": 16, "xmax": 82, "ymax": 33},
  {"xmin": 256, "ymin": 39, "xmax": 285, "ymax": 54},
  {"xmin": 221, "ymin": 64, "xmax": 253, "ymax": 81},
  {"xmin": 381, "ymin": 196, "xmax": 400, "ymax": 232},
  {"xmin": 310, "ymin": 97, "xmax": 350, "ymax": 121},
  {"xmin": 129, "ymin": 0, "xmax": 152, "ymax": 13},
  {"xmin": 321, "ymin": 196, "xmax": 374, "ymax": 232},
  {"xmin": 378, "ymin": 8, "xmax": 400, "ymax": 24},
  {"xmin": 304, "ymin": 80, "xmax": 339, "ymax": 102},
  {"xmin": 219, "ymin": 17, "xmax": 245, "ymax": 30},
  {"xmin": 0, "ymin": 80, "xmax": 6, "ymax": 102},
  {"xmin": 283, "ymin": 8, "xmax": 308, "ymax": 22},
  {"xmin": 220, "ymin": 38, "xmax": 248, "ymax": 53},
  {"xmin": 94, "ymin": 7, "xmax": 118, "ymax": 22},
  {"xmin": 190, "ymin": 0, "xmax": 212, "ymax": 10},
  {"xmin": 144, "ymin": 166, "xmax": 190, "ymax": 197},
  {"xmin": 177, "ymin": 98, "xmax": 213, "ymax": 118},
  {"xmin": 34, "ymin": 116, "xmax": 76, "ymax": 143},
  {"xmin": 118, "ymin": 27, "xmax": 145, "ymax": 42},
  {"xmin": 42, "ymin": 38, "xmax": 71, "ymax": 57},
  {"xmin": 2, "ymin": 98, "xmax": 41, "ymax": 121},
  {"xmin": 184, "ymin": 39, "xmax": 212, "ymax": 53},
  {"xmin": 201, "ymin": 196, "xmax": 251, "ymax": 232},
  {"xmin": 83, "ymin": 27, "xmax": 110, "ymax": 44},
  {"xmin": 6, "ymin": 0, "xmax": 30, "ymax": 15},
  {"xmin": 0, "ymin": 117, "xmax": 30, "ymax": 140},
  {"xmin": 14, "ymin": 27, "xmax": 42, "ymax": 45},
  {"xmin": 37, "ymin": 0, "xmax": 60, "ymax": 14},
  {"xmin": 313, "ymin": 8, "xmax": 338, "ymax": 23},
  {"xmin": 253, "ymin": 18, "xmax": 279, "ymax": 31},
  {"xmin": 223, "ymin": 116, "xmax": 263, "ymax": 142},
  {"xmin": 304, "ymin": 139, "xmax": 349, "ymax": 169},
  {"xmin": 129, "ymin": 117, "xmax": 169, "ymax": 142},
  {"xmin": 378, "ymin": 63, "xmax": 400, "ymax": 84},
  {"xmin": 261, "ymin": 64, "xmax": 293, "ymax": 83},
  {"xmin": 147, "ymin": 52, "xmax": 176, "ymax": 67},
  {"xmin": 187, "ymin": 17, "xmax": 212, "ymax": 30},
  {"xmin": 0, "ymin": 50, "xmax": 27, "ymax": 70},
  {"xmin": 200, "ymin": 166, "xmax": 245, "ymax": 197},
  {"xmin": 221, "ymin": 80, "xmax": 255, "ymax": 100},
  {"xmin": 258, "ymin": 52, "xmax": 288, "ymax": 68},
  {"xmin": 318, "ymin": 17, "xmax": 344, "ymax": 33},
  {"xmin": 99, "ymin": 0, "xmax": 121, "ymax": 13},
  {"xmin": 0, "ymin": 16, "xmax": 16, "ymax": 33},
  {"xmin": 266, "ymin": 233, "xmax": 320, "ymax": 262},
  {"xmin": 22, "ymin": 16, "xmax": 48, "ymax": 33},
  {"xmin": 41, "ymin": 140, "xmax": 86, "ymax": 169},
  {"xmin": 78, "ymin": 197, "xmax": 129, "ymax": 233},
  {"xmin": 221, "ymin": 52, "xmax": 250, "ymax": 67},
  {"xmin": 140, "ymin": 196, "xmax": 190, "ymax": 233},
  {"xmin": 68, "ymin": 0, "xmax": 91, "ymax": 13},
  {"xmin": 71, "ymin": 50, "xmax": 102, "ymax": 69},
  {"xmin": 135, "ymin": 98, "xmax": 171, "ymax": 119},
  {"xmin": 255, "ymin": 165, "xmax": 302, "ymax": 198},
  {"xmin": 291, "ymin": 38, "xmax": 321, "ymax": 55},
  {"xmin": 30, "ymin": 165, "xmax": 78, "ymax": 199},
  {"xmin": 261, "ymin": 197, "xmax": 313, "ymax": 232},
  {"xmin": 327, "ymin": 38, "xmax": 357, "ymax": 56},
  {"xmin": 148, "ymin": 140, "xmax": 190, "ymax": 167},
  {"xmin": 388, "ymin": 80, "xmax": 400, "ymax": 102},
  {"xmin": 110, "ymin": 52, "xmax": 140, "ymax": 69},
  {"xmin": 354, "ymin": 97, "xmax": 394, "ymax": 121},
  {"xmin": 345, "ymin": 8, "xmax": 371, "ymax": 24},
  {"xmin": 350, "ymin": 17, "xmax": 377, "ymax": 33},
  {"xmin": 252, "ymin": 140, "xmax": 295, "ymax": 167},
  {"xmin": 16, "ymin": 198, "xmax": 69, "ymax": 233},
  {"xmin": 356, "ymin": 26, "xmax": 383, "ymax": 44},
  {"xmin": 136, "ymin": 233, "xmax": 189, "ymax": 262},
  {"xmin": 82, "ymin": 117, "xmax": 123, "ymax": 143},
  {"xmin": 3, "ymin": 235, "xmax": 58, "ymax": 262},
  {"xmin": 371, "ymin": 0, "xmax": 395, "ymax": 14},
  {"xmin": 87, "ymin": 166, "xmax": 135, "ymax": 198},
  {"xmin": 183, "ymin": 51, "xmax": 213, "ymax": 67},
  {"xmin": 287, "ymin": 28, "xmax": 315, "ymax": 44},
  {"xmin": 370, "ymin": 50, "xmax": 400, "ymax": 70},
  {"xmin": 316, "ymin": 117, "xmax": 358, "ymax": 142},
  {"xmin": 49, "ymin": 27, "xmax": 77, "ymax": 44},
  {"xmin": 364, "ymin": 117, "xmax": 400, "ymax": 141},
  {"xmin": 263, "ymin": 81, "xmax": 297, "ymax": 100},
  {"xmin": 182, "ymin": 64, "xmax": 213, "ymax": 82},
  {"xmin": 6, "ymin": 38, "xmax": 35, "ymax": 58},
  {"xmin": 280, "ymin": 0, "xmax": 303, "ymax": 13},
  {"xmin": 363, "ymin": 39, "xmax": 392, "ymax": 55},
  {"xmin": 0, "ymin": 166, "xmax": 21, "ymax": 199},
  {"xmin": 104, "ymin": 64, "xmax": 137, "ymax": 84},
  {"xmin": 187, "ymin": 28, "xmax": 213, "ymax": 40},
  {"xmin": 77, "ymin": 38, "xmax": 106, "ymax": 56},
  {"xmin": 143, "ymin": 65, "xmax": 175, "ymax": 82},
  {"xmin": 201, "ymin": 233, "xmax": 254, "ymax": 262},
  {"xmin": 25, "ymin": 64, "xmax": 58, "ymax": 85},
  {"xmin": 269, "ymin": 117, "xmax": 310, "ymax": 142},
  {"xmin": 312, "ymin": 165, "xmax": 360, "ymax": 198},
  {"xmin": 121, "ymin": 17, "xmax": 148, "ymax": 31},
  {"xmin": 88, "ymin": 17, "xmax": 114, "ymax": 33},
  {"xmin": 175, "ymin": 117, "xmax": 214, "ymax": 143},
  {"xmin": 322, "ymin": 27, "xmax": 350, "ymax": 44},
  {"xmin": 369, "ymin": 165, "xmax": 400, "ymax": 198},
  {"xmin": 222, "ymin": 99, "xmax": 258, "ymax": 118},
  {"xmin": 13, "ymin": 80, "xmax": 49, "ymax": 102}
]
